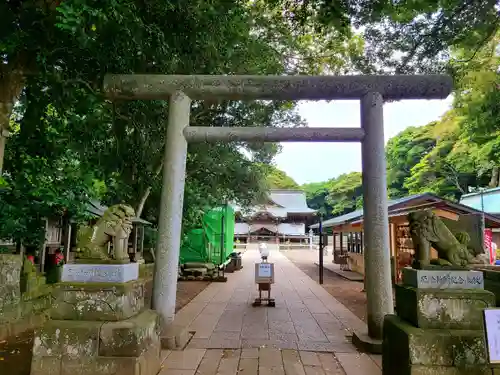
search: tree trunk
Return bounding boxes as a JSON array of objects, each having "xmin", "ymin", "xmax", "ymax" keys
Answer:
[
  {"xmin": 0, "ymin": 63, "xmax": 26, "ymax": 175},
  {"xmin": 135, "ymin": 187, "xmax": 152, "ymax": 219},
  {"xmin": 0, "ymin": 131, "xmax": 6, "ymax": 175},
  {"xmin": 135, "ymin": 159, "xmax": 164, "ymax": 218},
  {"xmin": 490, "ymin": 166, "xmax": 500, "ymax": 188}
]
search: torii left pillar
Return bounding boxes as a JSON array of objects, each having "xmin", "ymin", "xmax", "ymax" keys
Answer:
[{"xmin": 152, "ymin": 91, "xmax": 191, "ymax": 326}]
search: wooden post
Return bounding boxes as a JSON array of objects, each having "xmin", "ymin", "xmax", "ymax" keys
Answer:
[
  {"xmin": 132, "ymin": 226, "xmax": 138, "ymax": 253},
  {"xmin": 390, "ymin": 223, "xmax": 399, "ymax": 284},
  {"xmin": 140, "ymin": 225, "xmax": 145, "ymax": 253},
  {"xmin": 340, "ymin": 232, "xmax": 344, "ymax": 254},
  {"xmin": 332, "ymin": 232, "xmax": 337, "ymax": 263},
  {"xmin": 64, "ymin": 222, "xmax": 72, "ymax": 263},
  {"xmin": 40, "ymin": 219, "xmax": 49, "ymax": 273},
  {"xmin": 130, "ymin": 225, "xmax": 138, "ymax": 262}
]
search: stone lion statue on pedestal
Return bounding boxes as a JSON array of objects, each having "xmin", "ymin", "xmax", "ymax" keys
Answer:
[
  {"xmin": 76, "ymin": 204, "xmax": 135, "ymax": 263},
  {"xmin": 408, "ymin": 210, "xmax": 488, "ymax": 268}
]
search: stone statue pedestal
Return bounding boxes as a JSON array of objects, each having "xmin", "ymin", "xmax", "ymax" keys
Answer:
[
  {"xmin": 402, "ymin": 267, "xmax": 484, "ymax": 289},
  {"xmin": 61, "ymin": 263, "xmax": 139, "ymax": 283},
  {"xmin": 383, "ymin": 268, "xmax": 495, "ymax": 375},
  {"xmin": 30, "ymin": 265, "xmax": 161, "ymax": 375}
]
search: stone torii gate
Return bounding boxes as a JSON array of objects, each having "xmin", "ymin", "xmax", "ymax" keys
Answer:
[{"xmin": 103, "ymin": 74, "xmax": 452, "ymax": 346}]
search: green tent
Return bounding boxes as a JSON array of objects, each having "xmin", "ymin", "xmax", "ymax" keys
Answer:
[
  {"xmin": 178, "ymin": 228, "xmax": 206, "ymax": 264},
  {"xmin": 179, "ymin": 205, "xmax": 235, "ymax": 265},
  {"xmin": 203, "ymin": 205, "xmax": 235, "ymax": 264}
]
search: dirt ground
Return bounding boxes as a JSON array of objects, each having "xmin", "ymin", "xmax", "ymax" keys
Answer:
[
  {"xmin": 283, "ymin": 250, "xmax": 367, "ymax": 322},
  {"xmin": 175, "ymin": 280, "xmax": 211, "ymax": 312},
  {"xmin": 0, "ymin": 279, "xmax": 210, "ymax": 375}
]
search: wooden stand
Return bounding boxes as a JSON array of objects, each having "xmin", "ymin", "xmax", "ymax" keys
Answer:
[
  {"xmin": 253, "ymin": 282, "xmax": 275, "ymax": 307},
  {"xmin": 253, "ymin": 261, "xmax": 275, "ymax": 307}
]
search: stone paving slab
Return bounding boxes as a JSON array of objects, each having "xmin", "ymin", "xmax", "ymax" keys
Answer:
[
  {"xmin": 162, "ymin": 248, "xmax": 380, "ymax": 375},
  {"xmin": 160, "ymin": 348, "xmax": 377, "ymax": 375}
]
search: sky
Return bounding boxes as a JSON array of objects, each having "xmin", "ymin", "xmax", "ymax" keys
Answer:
[{"xmin": 274, "ymin": 96, "xmax": 454, "ymax": 185}]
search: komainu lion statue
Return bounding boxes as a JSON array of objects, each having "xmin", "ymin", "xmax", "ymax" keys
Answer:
[
  {"xmin": 408, "ymin": 210, "xmax": 488, "ymax": 268},
  {"xmin": 76, "ymin": 204, "xmax": 135, "ymax": 262}
]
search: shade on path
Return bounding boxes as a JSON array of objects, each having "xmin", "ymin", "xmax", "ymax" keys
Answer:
[{"xmin": 159, "ymin": 246, "xmax": 381, "ymax": 375}]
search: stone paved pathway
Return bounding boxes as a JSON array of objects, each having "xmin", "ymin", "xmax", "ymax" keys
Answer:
[{"xmin": 160, "ymin": 247, "xmax": 381, "ymax": 375}]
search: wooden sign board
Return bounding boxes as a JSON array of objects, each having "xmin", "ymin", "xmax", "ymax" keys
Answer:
[
  {"xmin": 255, "ymin": 262, "xmax": 275, "ymax": 284},
  {"xmin": 483, "ymin": 308, "xmax": 500, "ymax": 363}
]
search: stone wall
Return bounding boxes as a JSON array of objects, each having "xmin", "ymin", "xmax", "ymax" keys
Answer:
[{"xmin": 0, "ymin": 255, "xmax": 53, "ymax": 342}]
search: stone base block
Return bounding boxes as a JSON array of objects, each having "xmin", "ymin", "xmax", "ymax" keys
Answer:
[
  {"xmin": 383, "ymin": 314, "xmax": 487, "ymax": 375},
  {"xmin": 161, "ymin": 323, "xmax": 191, "ymax": 349},
  {"xmin": 51, "ymin": 280, "xmax": 145, "ymax": 321},
  {"xmin": 351, "ymin": 330, "xmax": 382, "ymax": 354},
  {"xmin": 31, "ymin": 310, "xmax": 161, "ymax": 375},
  {"xmin": 402, "ymin": 268, "xmax": 484, "ymax": 289},
  {"xmin": 31, "ymin": 344, "xmax": 160, "ymax": 375},
  {"xmin": 395, "ymin": 284, "xmax": 494, "ymax": 330},
  {"xmin": 99, "ymin": 310, "xmax": 160, "ymax": 356},
  {"xmin": 61, "ymin": 263, "xmax": 139, "ymax": 283}
]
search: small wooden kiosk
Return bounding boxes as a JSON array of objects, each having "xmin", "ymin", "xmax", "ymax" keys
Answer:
[{"xmin": 315, "ymin": 193, "xmax": 500, "ymax": 283}]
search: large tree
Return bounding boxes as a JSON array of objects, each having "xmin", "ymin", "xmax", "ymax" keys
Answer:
[
  {"xmin": 266, "ymin": 165, "xmax": 300, "ymax": 190},
  {"xmin": 301, "ymin": 172, "xmax": 363, "ymax": 219},
  {"xmin": 0, "ymin": 0, "xmax": 363, "ymax": 245},
  {"xmin": 386, "ymin": 125, "xmax": 436, "ymax": 198},
  {"xmin": 280, "ymin": 0, "xmax": 500, "ymax": 73}
]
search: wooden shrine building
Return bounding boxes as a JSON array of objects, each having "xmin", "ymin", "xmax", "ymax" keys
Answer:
[
  {"xmin": 233, "ymin": 189, "xmax": 316, "ymax": 243},
  {"xmin": 310, "ymin": 193, "xmax": 500, "ymax": 282}
]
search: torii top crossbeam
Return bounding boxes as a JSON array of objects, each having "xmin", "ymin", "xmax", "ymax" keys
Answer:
[{"xmin": 103, "ymin": 74, "xmax": 452, "ymax": 101}]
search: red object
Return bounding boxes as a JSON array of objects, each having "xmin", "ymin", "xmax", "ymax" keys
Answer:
[
  {"xmin": 27, "ymin": 255, "xmax": 35, "ymax": 264},
  {"xmin": 485, "ymin": 229, "xmax": 494, "ymax": 265},
  {"xmin": 54, "ymin": 252, "xmax": 64, "ymax": 265}
]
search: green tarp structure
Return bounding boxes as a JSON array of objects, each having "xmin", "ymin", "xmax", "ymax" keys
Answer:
[{"xmin": 179, "ymin": 205, "xmax": 235, "ymax": 265}]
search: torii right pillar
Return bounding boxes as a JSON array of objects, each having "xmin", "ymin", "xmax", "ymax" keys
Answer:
[{"xmin": 353, "ymin": 91, "xmax": 393, "ymax": 353}]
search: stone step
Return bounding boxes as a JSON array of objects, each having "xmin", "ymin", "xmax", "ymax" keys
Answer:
[{"xmin": 161, "ymin": 323, "xmax": 191, "ymax": 350}]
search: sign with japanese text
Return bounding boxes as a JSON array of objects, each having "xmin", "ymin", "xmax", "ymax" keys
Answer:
[
  {"xmin": 254, "ymin": 262, "xmax": 274, "ymax": 284},
  {"xmin": 483, "ymin": 308, "xmax": 500, "ymax": 363}
]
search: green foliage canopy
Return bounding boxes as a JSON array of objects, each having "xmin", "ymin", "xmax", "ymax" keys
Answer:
[{"xmin": 0, "ymin": 0, "xmax": 362, "ymax": 246}]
